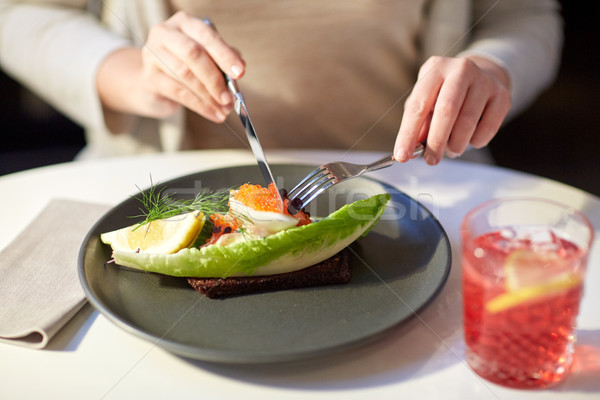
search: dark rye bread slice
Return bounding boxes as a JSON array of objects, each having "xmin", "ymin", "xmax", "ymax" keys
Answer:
[{"xmin": 187, "ymin": 249, "xmax": 351, "ymax": 298}]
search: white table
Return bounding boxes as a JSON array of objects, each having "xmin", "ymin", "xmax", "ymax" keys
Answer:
[{"xmin": 1, "ymin": 149, "xmax": 598, "ymax": 400}]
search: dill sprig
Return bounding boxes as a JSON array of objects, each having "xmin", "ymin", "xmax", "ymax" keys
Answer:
[{"xmin": 131, "ymin": 183, "xmax": 231, "ymax": 229}]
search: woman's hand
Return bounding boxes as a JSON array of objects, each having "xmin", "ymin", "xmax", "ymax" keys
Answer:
[
  {"xmin": 97, "ymin": 11, "xmax": 245, "ymax": 131},
  {"xmin": 393, "ymin": 55, "xmax": 511, "ymax": 165}
]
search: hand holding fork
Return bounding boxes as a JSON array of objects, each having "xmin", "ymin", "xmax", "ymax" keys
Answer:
[{"xmin": 286, "ymin": 143, "xmax": 424, "ymax": 212}]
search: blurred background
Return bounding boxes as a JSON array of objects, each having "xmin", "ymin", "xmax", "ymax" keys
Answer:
[{"xmin": 1, "ymin": 1, "xmax": 598, "ymax": 196}]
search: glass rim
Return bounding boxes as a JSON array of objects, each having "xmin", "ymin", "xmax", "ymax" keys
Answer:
[{"xmin": 461, "ymin": 196, "xmax": 595, "ymax": 250}]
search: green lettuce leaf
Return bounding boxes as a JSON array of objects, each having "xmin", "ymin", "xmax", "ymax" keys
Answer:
[{"xmin": 110, "ymin": 193, "xmax": 390, "ymax": 278}]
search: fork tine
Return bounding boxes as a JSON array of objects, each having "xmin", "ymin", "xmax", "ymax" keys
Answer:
[
  {"xmin": 295, "ymin": 180, "xmax": 335, "ymax": 209},
  {"xmin": 288, "ymin": 167, "xmax": 328, "ymax": 198},
  {"xmin": 292, "ymin": 172, "xmax": 333, "ymax": 200}
]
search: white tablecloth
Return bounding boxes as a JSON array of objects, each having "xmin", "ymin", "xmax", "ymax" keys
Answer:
[{"xmin": 1, "ymin": 149, "xmax": 598, "ymax": 400}]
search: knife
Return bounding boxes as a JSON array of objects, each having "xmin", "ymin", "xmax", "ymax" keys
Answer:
[{"xmin": 202, "ymin": 19, "xmax": 284, "ymax": 207}]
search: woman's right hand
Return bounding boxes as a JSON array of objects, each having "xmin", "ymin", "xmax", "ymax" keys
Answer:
[{"xmin": 97, "ymin": 11, "xmax": 245, "ymax": 129}]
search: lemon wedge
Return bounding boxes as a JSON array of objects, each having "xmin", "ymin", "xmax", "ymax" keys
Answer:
[
  {"xmin": 485, "ymin": 272, "xmax": 581, "ymax": 313},
  {"xmin": 485, "ymin": 250, "xmax": 581, "ymax": 313},
  {"xmin": 101, "ymin": 211, "xmax": 205, "ymax": 254}
]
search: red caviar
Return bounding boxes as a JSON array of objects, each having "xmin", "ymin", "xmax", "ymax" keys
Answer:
[
  {"xmin": 233, "ymin": 183, "xmax": 311, "ymax": 226},
  {"xmin": 205, "ymin": 213, "xmax": 242, "ymax": 245},
  {"xmin": 207, "ymin": 183, "xmax": 312, "ymax": 245},
  {"xmin": 233, "ymin": 183, "xmax": 283, "ymax": 212},
  {"xmin": 287, "ymin": 201, "xmax": 311, "ymax": 226}
]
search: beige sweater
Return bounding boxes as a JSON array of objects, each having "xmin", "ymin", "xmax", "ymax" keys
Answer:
[
  {"xmin": 173, "ymin": 0, "xmax": 424, "ymax": 152},
  {"xmin": 0, "ymin": 0, "xmax": 563, "ymax": 158}
]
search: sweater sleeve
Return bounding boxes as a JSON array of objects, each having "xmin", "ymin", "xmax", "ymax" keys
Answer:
[
  {"xmin": 457, "ymin": 0, "xmax": 563, "ymax": 118},
  {"xmin": 0, "ymin": 0, "xmax": 131, "ymax": 132}
]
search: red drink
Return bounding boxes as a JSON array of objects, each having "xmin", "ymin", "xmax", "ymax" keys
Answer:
[{"xmin": 462, "ymin": 228, "xmax": 586, "ymax": 389}]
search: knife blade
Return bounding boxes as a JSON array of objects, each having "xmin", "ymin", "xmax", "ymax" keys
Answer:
[
  {"xmin": 228, "ymin": 79, "xmax": 282, "ymax": 196},
  {"xmin": 201, "ymin": 19, "xmax": 284, "ymax": 208}
]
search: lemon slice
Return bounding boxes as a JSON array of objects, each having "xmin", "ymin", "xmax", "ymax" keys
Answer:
[
  {"xmin": 101, "ymin": 211, "xmax": 205, "ymax": 254},
  {"xmin": 486, "ymin": 272, "xmax": 581, "ymax": 313},
  {"xmin": 485, "ymin": 250, "xmax": 581, "ymax": 313},
  {"xmin": 504, "ymin": 250, "xmax": 567, "ymax": 290}
]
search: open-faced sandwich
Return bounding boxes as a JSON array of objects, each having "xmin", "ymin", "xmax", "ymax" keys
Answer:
[{"xmin": 100, "ymin": 183, "xmax": 390, "ymax": 298}]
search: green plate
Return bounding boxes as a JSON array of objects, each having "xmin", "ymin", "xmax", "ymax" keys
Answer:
[{"xmin": 78, "ymin": 164, "xmax": 450, "ymax": 363}]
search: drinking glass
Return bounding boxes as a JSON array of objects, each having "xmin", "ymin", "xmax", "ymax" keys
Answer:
[{"xmin": 461, "ymin": 197, "xmax": 594, "ymax": 389}]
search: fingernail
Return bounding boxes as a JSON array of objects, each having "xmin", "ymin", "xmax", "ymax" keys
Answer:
[
  {"xmin": 220, "ymin": 91, "xmax": 232, "ymax": 105},
  {"xmin": 446, "ymin": 150, "xmax": 459, "ymax": 159},
  {"xmin": 394, "ymin": 149, "xmax": 408, "ymax": 163},
  {"xmin": 231, "ymin": 65, "xmax": 243, "ymax": 78},
  {"xmin": 215, "ymin": 111, "xmax": 227, "ymax": 121},
  {"xmin": 425, "ymin": 153, "xmax": 438, "ymax": 165}
]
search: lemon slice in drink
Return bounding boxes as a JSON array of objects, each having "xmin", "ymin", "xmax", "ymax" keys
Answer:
[
  {"xmin": 485, "ymin": 250, "xmax": 581, "ymax": 313},
  {"xmin": 101, "ymin": 211, "xmax": 205, "ymax": 254},
  {"xmin": 504, "ymin": 250, "xmax": 566, "ymax": 291}
]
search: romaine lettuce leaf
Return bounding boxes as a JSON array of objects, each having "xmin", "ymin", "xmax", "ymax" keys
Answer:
[{"xmin": 111, "ymin": 193, "xmax": 390, "ymax": 277}]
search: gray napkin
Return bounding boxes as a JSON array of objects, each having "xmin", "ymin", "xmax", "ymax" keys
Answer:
[{"xmin": 0, "ymin": 199, "xmax": 110, "ymax": 348}]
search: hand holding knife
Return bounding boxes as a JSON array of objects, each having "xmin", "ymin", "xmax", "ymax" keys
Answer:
[{"xmin": 202, "ymin": 19, "xmax": 285, "ymax": 208}]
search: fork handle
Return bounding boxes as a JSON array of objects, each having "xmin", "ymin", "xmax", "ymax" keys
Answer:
[
  {"xmin": 365, "ymin": 143, "xmax": 425, "ymax": 173},
  {"xmin": 365, "ymin": 154, "xmax": 396, "ymax": 173}
]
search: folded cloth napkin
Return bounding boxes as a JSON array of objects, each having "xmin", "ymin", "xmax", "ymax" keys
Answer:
[{"xmin": 0, "ymin": 199, "xmax": 110, "ymax": 349}]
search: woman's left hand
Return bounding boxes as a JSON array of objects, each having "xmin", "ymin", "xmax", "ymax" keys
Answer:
[{"xmin": 393, "ymin": 55, "xmax": 512, "ymax": 165}]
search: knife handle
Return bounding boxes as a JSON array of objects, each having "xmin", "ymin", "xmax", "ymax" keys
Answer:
[{"xmin": 201, "ymin": 18, "xmax": 241, "ymax": 97}]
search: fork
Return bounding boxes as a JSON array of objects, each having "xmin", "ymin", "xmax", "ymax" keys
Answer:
[{"xmin": 287, "ymin": 143, "xmax": 425, "ymax": 211}]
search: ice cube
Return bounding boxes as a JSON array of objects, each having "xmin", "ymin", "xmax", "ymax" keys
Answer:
[
  {"xmin": 527, "ymin": 228, "xmax": 554, "ymax": 244},
  {"xmin": 500, "ymin": 228, "xmax": 516, "ymax": 239}
]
